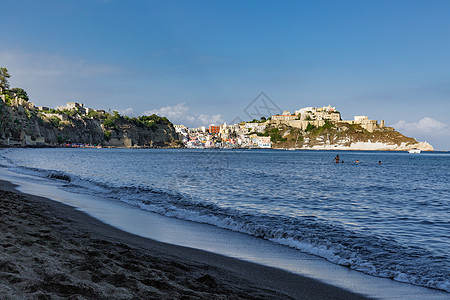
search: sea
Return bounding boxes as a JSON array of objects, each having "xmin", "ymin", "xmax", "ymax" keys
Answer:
[{"xmin": 1, "ymin": 148, "xmax": 449, "ymax": 294}]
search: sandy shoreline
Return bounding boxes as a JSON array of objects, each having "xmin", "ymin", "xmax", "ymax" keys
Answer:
[{"xmin": 0, "ymin": 179, "xmax": 370, "ymax": 299}]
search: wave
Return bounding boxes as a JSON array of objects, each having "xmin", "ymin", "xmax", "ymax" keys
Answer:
[{"xmin": 1, "ymin": 158, "xmax": 449, "ymax": 293}]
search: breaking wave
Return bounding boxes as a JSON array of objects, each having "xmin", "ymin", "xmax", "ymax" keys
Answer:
[{"xmin": 1, "ymin": 151, "xmax": 449, "ymax": 293}]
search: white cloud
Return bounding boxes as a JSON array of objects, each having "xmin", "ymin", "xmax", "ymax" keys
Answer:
[
  {"xmin": 393, "ymin": 117, "xmax": 447, "ymax": 133},
  {"xmin": 145, "ymin": 102, "xmax": 189, "ymax": 120},
  {"xmin": 119, "ymin": 107, "xmax": 135, "ymax": 117},
  {"xmin": 197, "ymin": 113, "xmax": 223, "ymax": 125},
  {"xmin": 393, "ymin": 117, "xmax": 450, "ymax": 150},
  {"xmin": 144, "ymin": 102, "xmax": 223, "ymax": 126}
]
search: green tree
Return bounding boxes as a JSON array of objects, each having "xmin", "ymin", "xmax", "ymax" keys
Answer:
[
  {"xmin": 10, "ymin": 88, "xmax": 29, "ymax": 101},
  {"xmin": 60, "ymin": 109, "xmax": 79, "ymax": 117},
  {"xmin": 4, "ymin": 94, "xmax": 13, "ymax": 106},
  {"xmin": 87, "ymin": 110, "xmax": 100, "ymax": 119},
  {"xmin": 0, "ymin": 67, "xmax": 11, "ymax": 90},
  {"xmin": 305, "ymin": 123, "xmax": 316, "ymax": 132},
  {"xmin": 270, "ymin": 131, "xmax": 286, "ymax": 142},
  {"xmin": 104, "ymin": 130, "xmax": 112, "ymax": 141},
  {"xmin": 49, "ymin": 116, "xmax": 61, "ymax": 127},
  {"xmin": 103, "ymin": 118, "xmax": 115, "ymax": 128}
]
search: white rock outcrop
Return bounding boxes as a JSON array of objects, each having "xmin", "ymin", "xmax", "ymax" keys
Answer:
[{"xmin": 302, "ymin": 141, "xmax": 434, "ymax": 151}]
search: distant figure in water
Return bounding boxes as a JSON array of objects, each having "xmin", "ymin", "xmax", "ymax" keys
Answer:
[
  {"xmin": 333, "ymin": 155, "xmax": 340, "ymax": 163},
  {"xmin": 341, "ymin": 160, "xmax": 344, "ymax": 163},
  {"xmin": 356, "ymin": 160, "xmax": 360, "ymax": 163},
  {"xmin": 378, "ymin": 161, "xmax": 382, "ymax": 164}
]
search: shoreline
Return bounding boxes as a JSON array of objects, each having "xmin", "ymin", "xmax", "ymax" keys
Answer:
[
  {"xmin": 0, "ymin": 179, "xmax": 369, "ymax": 299},
  {"xmin": 1, "ymin": 149, "xmax": 450, "ymax": 299},
  {"xmin": 0, "ymin": 144, "xmax": 442, "ymax": 153},
  {"xmin": 0, "ymin": 145, "xmax": 441, "ymax": 152}
]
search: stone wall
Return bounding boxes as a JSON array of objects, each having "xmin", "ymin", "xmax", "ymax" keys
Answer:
[{"xmin": 269, "ymin": 119, "xmax": 326, "ymax": 130}]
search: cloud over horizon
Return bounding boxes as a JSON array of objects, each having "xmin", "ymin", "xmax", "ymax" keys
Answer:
[
  {"xmin": 393, "ymin": 117, "xmax": 447, "ymax": 133},
  {"xmin": 393, "ymin": 117, "xmax": 450, "ymax": 150},
  {"xmin": 144, "ymin": 102, "xmax": 223, "ymax": 127}
]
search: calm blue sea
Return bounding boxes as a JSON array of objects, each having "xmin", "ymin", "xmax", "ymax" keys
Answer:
[{"xmin": 1, "ymin": 148, "xmax": 449, "ymax": 292}]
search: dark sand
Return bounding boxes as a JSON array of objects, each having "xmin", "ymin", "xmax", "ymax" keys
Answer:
[{"xmin": 0, "ymin": 180, "xmax": 370, "ymax": 299}]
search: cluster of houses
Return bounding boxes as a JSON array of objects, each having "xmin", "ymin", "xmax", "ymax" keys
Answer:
[
  {"xmin": 272, "ymin": 105, "xmax": 341, "ymax": 122},
  {"xmin": 175, "ymin": 105, "xmax": 387, "ymax": 149},
  {"xmin": 175, "ymin": 124, "xmax": 272, "ymax": 149},
  {"xmin": 270, "ymin": 105, "xmax": 386, "ymax": 133}
]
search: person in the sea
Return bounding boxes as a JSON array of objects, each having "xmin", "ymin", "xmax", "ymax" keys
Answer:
[
  {"xmin": 333, "ymin": 155, "xmax": 340, "ymax": 163},
  {"xmin": 378, "ymin": 161, "xmax": 382, "ymax": 164},
  {"xmin": 356, "ymin": 160, "xmax": 360, "ymax": 163}
]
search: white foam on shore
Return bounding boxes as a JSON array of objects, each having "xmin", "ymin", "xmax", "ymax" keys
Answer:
[
  {"xmin": 1, "ymin": 150, "xmax": 449, "ymax": 294},
  {"xmin": 302, "ymin": 141, "xmax": 434, "ymax": 151},
  {"xmin": 1, "ymin": 167, "xmax": 448, "ymax": 299}
]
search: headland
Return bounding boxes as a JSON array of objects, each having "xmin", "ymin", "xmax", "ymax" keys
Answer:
[{"xmin": 0, "ymin": 69, "xmax": 433, "ymax": 150}]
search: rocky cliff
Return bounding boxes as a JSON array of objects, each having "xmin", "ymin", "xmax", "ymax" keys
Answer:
[
  {"xmin": 0, "ymin": 99, "xmax": 181, "ymax": 148},
  {"xmin": 100, "ymin": 117, "xmax": 182, "ymax": 148},
  {"xmin": 264, "ymin": 121, "xmax": 434, "ymax": 151}
]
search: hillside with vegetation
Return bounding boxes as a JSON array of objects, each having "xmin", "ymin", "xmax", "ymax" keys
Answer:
[
  {"xmin": 258, "ymin": 120, "xmax": 433, "ymax": 151},
  {"xmin": 0, "ymin": 68, "xmax": 181, "ymax": 148}
]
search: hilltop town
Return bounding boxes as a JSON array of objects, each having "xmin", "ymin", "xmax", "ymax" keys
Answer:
[
  {"xmin": 174, "ymin": 105, "xmax": 433, "ymax": 151},
  {"xmin": 0, "ymin": 90, "xmax": 433, "ymax": 151},
  {"xmin": 0, "ymin": 67, "xmax": 433, "ymax": 151}
]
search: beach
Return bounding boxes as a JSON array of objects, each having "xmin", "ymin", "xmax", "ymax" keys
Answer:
[{"xmin": 0, "ymin": 179, "xmax": 369, "ymax": 299}]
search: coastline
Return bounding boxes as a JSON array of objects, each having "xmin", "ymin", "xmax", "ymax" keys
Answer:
[
  {"xmin": 0, "ymin": 144, "xmax": 438, "ymax": 151},
  {"xmin": 0, "ymin": 179, "xmax": 368, "ymax": 299}
]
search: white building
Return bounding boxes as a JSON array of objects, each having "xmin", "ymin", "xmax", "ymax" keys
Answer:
[
  {"xmin": 294, "ymin": 107, "xmax": 315, "ymax": 116},
  {"xmin": 271, "ymin": 114, "xmax": 297, "ymax": 121},
  {"xmin": 174, "ymin": 124, "xmax": 188, "ymax": 136},
  {"xmin": 57, "ymin": 102, "xmax": 87, "ymax": 115},
  {"xmin": 354, "ymin": 116, "xmax": 369, "ymax": 123},
  {"xmin": 294, "ymin": 106, "xmax": 340, "ymax": 121}
]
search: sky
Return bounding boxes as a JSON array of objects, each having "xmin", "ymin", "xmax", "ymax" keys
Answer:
[{"xmin": 1, "ymin": 0, "xmax": 449, "ymax": 150}]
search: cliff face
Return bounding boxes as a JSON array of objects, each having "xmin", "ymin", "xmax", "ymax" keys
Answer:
[
  {"xmin": 266, "ymin": 122, "xmax": 434, "ymax": 151},
  {"xmin": 0, "ymin": 100, "xmax": 181, "ymax": 148},
  {"xmin": 102, "ymin": 121, "xmax": 180, "ymax": 148}
]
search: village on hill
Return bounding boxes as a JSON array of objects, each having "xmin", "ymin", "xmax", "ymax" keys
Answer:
[
  {"xmin": 2, "ymin": 87, "xmax": 423, "ymax": 150},
  {"xmin": 174, "ymin": 105, "xmax": 390, "ymax": 149},
  {"xmin": 0, "ymin": 67, "xmax": 431, "ymax": 151}
]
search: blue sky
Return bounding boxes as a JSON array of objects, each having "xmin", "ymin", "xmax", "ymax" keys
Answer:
[{"xmin": 1, "ymin": 0, "xmax": 449, "ymax": 149}]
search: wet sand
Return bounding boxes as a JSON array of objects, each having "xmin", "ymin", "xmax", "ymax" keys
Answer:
[{"xmin": 0, "ymin": 179, "xmax": 369, "ymax": 299}]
